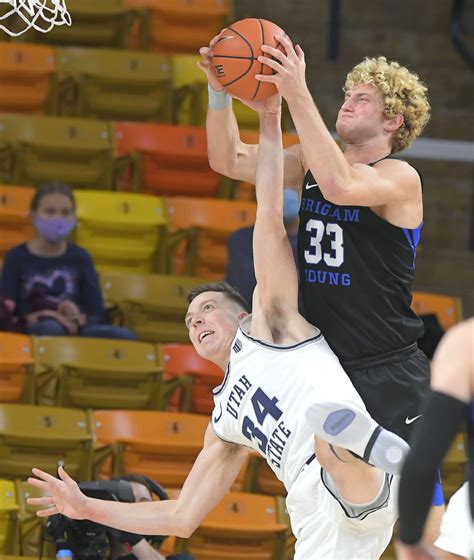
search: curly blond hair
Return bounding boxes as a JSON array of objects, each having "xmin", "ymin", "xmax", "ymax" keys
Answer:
[{"xmin": 343, "ymin": 56, "xmax": 431, "ymax": 153}]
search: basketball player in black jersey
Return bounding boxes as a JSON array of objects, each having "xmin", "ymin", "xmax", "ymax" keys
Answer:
[
  {"xmin": 199, "ymin": 34, "xmax": 440, "ymax": 536},
  {"xmin": 396, "ymin": 318, "xmax": 474, "ymax": 560}
]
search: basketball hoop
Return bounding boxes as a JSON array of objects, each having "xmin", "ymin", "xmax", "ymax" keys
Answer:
[{"xmin": 0, "ymin": 0, "xmax": 71, "ymax": 36}]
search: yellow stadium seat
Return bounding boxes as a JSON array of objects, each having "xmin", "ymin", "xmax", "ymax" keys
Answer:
[
  {"xmin": 0, "ymin": 114, "xmax": 115, "ymax": 189},
  {"xmin": 56, "ymin": 47, "xmax": 173, "ymax": 122},
  {"xmin": 411, "ymin": 291, "xmax": 463, "ymax": 332},
  {"xmin": 169, "ymin": 53, "xmax": 271, "ymax": 130},
  {"xmin": 92, "ymin": 409, "xmax": 209, "ymax": 487},
  {"xmin": 74, "ymin": 190, "xmax": 168, "ymax": 273},
  {"xmin": 0, "ymin": 185, "xmax": 35, "ymax": 264},
  {"xmin": 32, "ymin": 336, "xmax": 174, "ymax": 410},
  {"xmin": 166, "ymin": 196, "xmax": 256, "ymax": 279},
  {"xmin": 0, "ymin": 403, "xmax": 93, "ymax": 480},
  {"xmin": 0, "ymin": 43, "xmax": 56, "ymax": 115},
  {"xmin": 0, "ymin": 480, "xmax": 19, "ymax": 555},
  {"xmin": 126, "ymin": 0, "xmax": 230, "ymax": 53},
  {"xmin": 175, "ymin": 492, "xmax": 291, "ymax": 560},
  {"xmin": 0, "ymin": 333, "xmax": 34, "ymax": 404},
  {"xmin": 100, "ymin": 271, "xmax": 210, "ymax": 343},
  {"xmin": 171, "ymin": 54, "xmax": 208, "ymax": 126},
  {"xmin": 14, "ymin": 480, "xmax": 55, "ymax": 558},
  {"xmin": 27, "ymin": 0, "xmax": 135, "ymax": 48}
]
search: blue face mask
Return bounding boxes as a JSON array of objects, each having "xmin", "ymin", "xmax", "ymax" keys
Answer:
[{"xmin": 283, "ymin": 188, "xmax": 300, "ymax": 223}]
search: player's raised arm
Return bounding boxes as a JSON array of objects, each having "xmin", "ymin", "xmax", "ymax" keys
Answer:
[
  {"xmin": 199, "ymin": 33, "xmax": 304, "ymax": 187},
  {"xmin": 252, "ymin": 108, "xmax": 299, "ymax": 315},
  {"xmin": 27, "ymin": 425, "xmax": 249, "ymax": 539}
]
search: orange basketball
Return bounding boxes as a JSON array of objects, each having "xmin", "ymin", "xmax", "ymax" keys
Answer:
[{"xmin": 212, "ymin": 18, "xmax": 287, "ymax": 101}]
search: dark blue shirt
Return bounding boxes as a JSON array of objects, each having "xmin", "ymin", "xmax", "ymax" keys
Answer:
[
  {"xmin": 225, "ymin": 226, "xmax": 301, "ymax": 312},
  {"xmin": 0, "ymin": 242, "xmax": 104, "ymax": 324}
]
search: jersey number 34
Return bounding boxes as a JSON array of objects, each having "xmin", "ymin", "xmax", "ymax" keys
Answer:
[{"xmin": 241, "ymin": 387, "xmax": 283, "ymax": 454}]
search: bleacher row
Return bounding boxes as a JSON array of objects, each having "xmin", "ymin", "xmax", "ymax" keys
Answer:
[{"xmin": 0, "ymin": 42, "xmax": 266, "ymax": 130}]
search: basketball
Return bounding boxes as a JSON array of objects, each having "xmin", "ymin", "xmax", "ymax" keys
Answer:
[{"xmin": 212, "ymin": 18, "xmax": 287, "ymax": 101}]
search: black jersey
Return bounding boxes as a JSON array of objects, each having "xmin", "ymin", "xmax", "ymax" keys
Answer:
[{"xmin": 297, "ymin": 165, "xmax": 424, "ymax": 362}]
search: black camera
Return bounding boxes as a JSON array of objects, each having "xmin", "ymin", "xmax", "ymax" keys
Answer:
[{"xmin": 45, "ymin": 476, "xmax": 169, "ymax": 560}]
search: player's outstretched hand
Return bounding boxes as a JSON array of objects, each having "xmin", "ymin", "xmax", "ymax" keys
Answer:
[
  {"xmin": 27, "ymin": 465, "xmax": 89, "ymax": 520},
  {"xmin": 394, "ymin": 540, "xmax": 440, "ymax": 560},
  {"xmin": 256, "ymin": 34, "xmax": 308, "ymax": 103},
  {"xmin": 198, "ymin": 31, "xmax": 226, "ymax": 92}
]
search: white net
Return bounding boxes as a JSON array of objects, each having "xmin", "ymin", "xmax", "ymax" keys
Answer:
[{"xmin": 0, "ymin": 0, "xmax": 71, "ymax": 36}]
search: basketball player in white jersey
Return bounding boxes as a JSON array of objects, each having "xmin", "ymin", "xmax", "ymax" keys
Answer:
[{"xmin": 27, "ymin": 103, "xmax": 410, "ymax": 559}]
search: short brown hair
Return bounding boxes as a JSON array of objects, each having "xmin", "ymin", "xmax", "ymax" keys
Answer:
[
  {"xmin": 187, "ymin": 281, "xmax": 249, "ymax": 312},
  {"xmin": 31, "ymin": 182, "xmax": 76, "ymax": 212}
]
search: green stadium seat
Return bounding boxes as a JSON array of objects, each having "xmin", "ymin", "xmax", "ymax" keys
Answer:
[
  {"xmin": 100, "ymin": 271, "xmax": 210, "ymax": 343},
  {"xmin": 32, "ymin": 336, "xmax": 175, "ymax": 410},
  {"xmin": 56, "ymin": 47, "xmax": 173, "ymax": 122},
  {"xmin": 0, "ymin": 403, "xmax": 93, "ymax": 480},
  {"xmin": 0, "ymin": 114, "xmax": 115, "ymax": 189}
]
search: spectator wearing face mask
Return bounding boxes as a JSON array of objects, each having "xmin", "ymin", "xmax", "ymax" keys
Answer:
[
  {"xmin": 0, "ymin": 182, "xmax": 136, "ymax": 340},
  {"xmin": 225, "ymin": 187, "xmax": 303, "ymax": 311}
]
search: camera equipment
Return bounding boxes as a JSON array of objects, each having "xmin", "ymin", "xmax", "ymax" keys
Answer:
[{"xmin": 45, "ymin": 477, "xmax": 168, "ymax": 560}]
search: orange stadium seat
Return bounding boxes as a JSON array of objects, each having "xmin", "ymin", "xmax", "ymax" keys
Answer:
[
  {"xmin": 411, "ymin": 291, "xmax": 463, "ymax": 331},
  {"xmin": 0, "ymin": 42, "xmax": 56, "ymax": 114},
  {"xmin": 175, "ymin": 491, "xmax": 291, "ymax": 560},
  {"xmin": 244, "ymin": 455, "xmax": 287, "ymax": 498},
  {"xmin": 166, "ymin": 196, "xmax": 256, "ymax": 278},
  {"xmin": 114, "ymin": 121, "xmax": 221, "ymax": 196},
  {"xmin": 0, "ymin": 185, "xmax": 35, "ymax": 263},
  {"xmin": 125, "ymin": 0, "xmax": 230, "ymax": 52},
  {"xmin": 56, "ymin": 47, "xmax": 173, "ymax": 122},
  {"xmin": 0, "ymin": 333, "xmax": 34, "ymax": 404},
  {"xmin": 92, "ymin": 409, "xmax": 209, "ymax": 488},
  {"xmin": 159, "ymin": 343, "xmax": 222, "ymax": 414},
  {"xmin": 0, "ymin": 403, "xmax": 93, "ymax": 480}
]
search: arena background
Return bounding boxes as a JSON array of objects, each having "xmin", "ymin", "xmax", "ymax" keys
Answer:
[{"xmin": 0, "ymin": 1, "xmax": 472, "ymax": 559}]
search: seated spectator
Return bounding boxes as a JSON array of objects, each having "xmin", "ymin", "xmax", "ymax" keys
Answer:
[
  {"xmin": 0, "ymin": 182, "xmax": 136, "ymax": 340},
  {"xmin": 225, "ymin": 187, "xmax": 301, "ymax": 310}
]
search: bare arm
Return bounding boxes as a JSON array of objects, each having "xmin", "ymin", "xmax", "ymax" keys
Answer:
[
  {"xmin": 27, "ymin": 425, "xmax": 249, "ymax": 539},
  {"xmin": 430, "ymin": 317, "xmax": 474, "ymax": 402},
  {"xmin": 256, "ymin": 36, "xmax": 421, "ymax": 207},
  {"xmin": 252, "ymin": 110, "xmax": 299, "ymax": 316},
  {"xmin": 199, "ymin": 36, "xmax": 304, "ymax": 186}
]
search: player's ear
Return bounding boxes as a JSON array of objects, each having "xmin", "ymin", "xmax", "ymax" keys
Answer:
[
  {"xmin": 237, "ymin": 311, "xmax": 248, "ymax": 321},
  {"xmin": 385, "ymin": 113, "xmax": 404, "ymax": 132}
]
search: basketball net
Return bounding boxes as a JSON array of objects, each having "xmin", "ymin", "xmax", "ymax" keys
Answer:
[{"xmin": 0, "ymin": 0, "xmax": 71, "ymax": 36}]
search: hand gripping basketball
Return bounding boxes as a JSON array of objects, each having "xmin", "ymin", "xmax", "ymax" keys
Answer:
[{"xmin": 211, "ymin": 18, "xmax": 289, "ymax": 101}]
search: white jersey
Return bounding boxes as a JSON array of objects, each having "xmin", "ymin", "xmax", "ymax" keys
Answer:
[{"xmin": 211, "ymin": 316, "xmax": 367, "ymax": 490}]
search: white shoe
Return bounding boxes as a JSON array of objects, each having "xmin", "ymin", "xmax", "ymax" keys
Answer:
[{"xmin": 305, "ymin": 402, "xmax": 410, "ymax": 475}]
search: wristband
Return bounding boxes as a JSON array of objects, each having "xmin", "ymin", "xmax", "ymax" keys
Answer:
[{"xmin": 208, "ymin": 84, "xmax": 231, "ymax": 110}]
